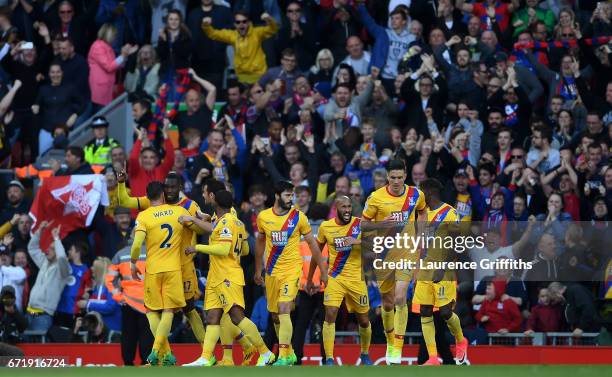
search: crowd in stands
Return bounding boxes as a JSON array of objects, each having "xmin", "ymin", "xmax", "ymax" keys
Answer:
[{"xmin": 0, "ymin": 0, "xmax": 611, "ymax": 355}]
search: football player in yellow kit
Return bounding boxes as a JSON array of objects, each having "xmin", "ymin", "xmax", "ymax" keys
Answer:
[
  {"xmin": 361, "ymin": 159, "xmax": 427, "ymax": 364},
  {"xmin": 129, "ymin": 181, "xmax": 194, "ymax": 365},
  {"xmin": 255, "ymin": 181, "xmax": 328, "ymax": 366},
  {"xmin": 183, "ymin": 190, "xmax": 275, "ymax": 367},
  {"xmin": 413, "ymin": 178, "xmax": 467, "ymax": 365},
  {"xmin": 117, "ymin": 171, "xmax": 208, "ymax": 362},
  {"xmin": 309, "ymin": 195, "xmax": 372, "ymax": 365}
]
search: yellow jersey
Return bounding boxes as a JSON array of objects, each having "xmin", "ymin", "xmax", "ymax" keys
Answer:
[
  {"xmin": 207, "ymin": 212, "xmax": 247, "ymax": 286},
  {"xmin": 422, "ymin": 202, "xmax": 460, "ymax": 263},
  {"xmin": 117, "ymin": 183, "xmax": 201, "ymax": 266},
  {"xmin": 135, "ymin": 204, "xmax": 190, "ymax": 274},
  {"xmin": 257, "ymin": 207, "xmax": 312, "ymax": 276},
  {"xmin": 317, "ymin": 216, "xmax": 362, "ymax": 281},
  {"xmin": 362, "ymin": 184, "xmax": 426, "ymax": 234},
  {"xmin": 211, "ymin": 207, "xmax": 238, "ymax": 223}
]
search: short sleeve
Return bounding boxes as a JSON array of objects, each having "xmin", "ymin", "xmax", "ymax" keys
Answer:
[
  {"xmin": 362, "ymin": 195, "xmax": 378, "ymax": 220},
  {"xmin": 256, "ymin": 213, "xmax": 265, "ymax": 236},
  {"xmin": 316, "ymin": 224, "xmax": 326, "ymax": 244},
  {"xmin": 416, "ymin": 190, "xmax": 427, "ymax": 211},
  {"xmin": 298, "ymin": 212, "xmax": 312, "ymax": 235}
]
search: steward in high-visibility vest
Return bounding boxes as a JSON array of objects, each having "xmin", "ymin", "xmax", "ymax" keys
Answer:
[{"xmin": 84, "ymin": 116, "xmax": 119, "ymax": 166}]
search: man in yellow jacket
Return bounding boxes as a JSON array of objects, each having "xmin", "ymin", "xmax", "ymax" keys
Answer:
[{"xmin": 202, "ymin": 11, "xmax": 278, "ymax": 84}]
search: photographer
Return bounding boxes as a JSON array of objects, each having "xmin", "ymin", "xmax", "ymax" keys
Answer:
[
  {"xmin": 72, "ymin": 311, "xmax": 119, "ymax": 343},
  {"xmin": 0, "ymin": 286, "xmax": 27, "ymax": 345}
]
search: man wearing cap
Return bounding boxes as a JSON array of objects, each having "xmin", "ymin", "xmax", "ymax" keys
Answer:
[
  {"xmin": 0, "ymin": 181, "xmax": 31, "ymax": 225},
  {"xmin": 99, "ymin": 206, "xmax": 133, "ymax": 259},
  {"xmin": 84, "ymin": 116, "xmax": 120, "ymax": 166},
  {"xmin": 0, "ymin": 285, "xmax": 27, "ymax": 344},
  {"xmin": 1, "ymin": 246, "xmax": 27, "ymax": 312}
]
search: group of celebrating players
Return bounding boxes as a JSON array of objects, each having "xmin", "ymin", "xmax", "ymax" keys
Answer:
[{"xmin": 118, "ymin": 158, "xmax": 468, "ymax": 367}]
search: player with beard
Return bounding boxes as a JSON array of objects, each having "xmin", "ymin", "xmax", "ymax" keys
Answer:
[
  {"xmin": 308, "ymin": 195, "xmax": 372, "ymax": 365},
  {"xmin": 184, "ymin": 178, "xmax": 256, "ymax": 366},
  {"xmin": 117, "ymin": 170, "xmax": 209, "ymax": 364},
  {"xmin": 255, "ymin": 181, "xmax": 328, "ymax": 365},
  {"xmin": 183, "ymin": 190, "xmax": 275, "ymax": 367}
]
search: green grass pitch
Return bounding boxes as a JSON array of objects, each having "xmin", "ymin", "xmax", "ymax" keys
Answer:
[{"xmin": 5, "ymin": 365, "xmax": 611, "ymax": 377}]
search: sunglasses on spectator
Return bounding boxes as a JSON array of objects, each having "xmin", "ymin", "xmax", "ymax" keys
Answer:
[
  {"xmin": 60, "ymin": 10, "xmax": 73, "ymax": 14},
  {"xmin": 562, "ymin": 33, "xmax": 575, "ymax": 38},
  {"xmin": 287, "ymin": 8, "xmax": 301, "ymax": 13},
  {"xmin": 234, "ymin": 19, "xmax": 248, "ymax": 25},
  {"xmin": 511, "ymin": 154, "xmax": 524, "ymax": 159}
]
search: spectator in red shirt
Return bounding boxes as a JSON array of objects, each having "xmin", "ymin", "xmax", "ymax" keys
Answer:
[
  {"xmin": 475, "ymin": 279, "xmax": 523, "ymax": 333},
  {"xmin": 127, "ymin": 124, "xmax": 174, "ymax": 196},
  {"xmin": 457, "ymin": 0, "xmax": 519, "ymax": 33},
  {"xmin": 524, "ymin": 288, "xmax": 564, "ymax": 334}
]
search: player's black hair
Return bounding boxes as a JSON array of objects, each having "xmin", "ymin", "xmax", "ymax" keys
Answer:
[
  {"xmin": 215, "ymin": 190, "xmax": 233, "ymax": 210},
  {"xmin": 203, "ymin": 178, "xmax": 226, "ymax": 196},
  {"xmin": 419, "ymin": 178, "xmax": 443, "ymax": 197},
  {"xmin": 146, "ymin": 181, "xmax": 165, "ymax": 201},
  {"xmin": 165, "ymin": 171, "xmax": 184, "ymax": 186},
  {"xmin": 274, "ymin": 180, "xmax": 295, "ymax": 196},
  {"xmin": 386, "ymin": 158, "xmax": 406, "ymax": 173}
]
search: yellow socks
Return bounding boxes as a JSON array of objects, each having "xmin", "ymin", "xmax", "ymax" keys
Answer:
[
  {"xmin": 146, "ymin": 312, "xmax": 160, "ymax": 335},
  {"xmin": 278, "ymin": 314, "xmax": 293, "ymax": 358},
  {"xmin": 421, "ymin": 316, "xmax": 437, "ymax": 358},
  {"xmin": 202, "ymin": 324, "xmax": 220, "ymax": 360},
  {"xmin": 186, "ymin": 309, "xmax": 206, "ymax": 344},
  {"xmin": 238, "ymin": 317, "xmax": 269, "ymax": 355},
  {"xmin": 445, "ymin": 312, "xmax": 464, "ymax": 343},
  {"xmin": 381, "ymin": 307, "xmax": 395, "ymax": 345},
  {"xmin": 219, "ymin": 314, "xmax": 235, "ymax": 362},
  {"xmin": 153, "ymin": 311, "xmax": 174, "ymax": 352},
  {"xmin": 322, "ymin": 321, "xmax": 335, "ymax": 359},
  {"xmin": 358, "ymin": 323, "xmax": 372, "ymax": 354},
  {"xmin": 393, "ymin": 304, "xmax": 408, "ymax": 350}
]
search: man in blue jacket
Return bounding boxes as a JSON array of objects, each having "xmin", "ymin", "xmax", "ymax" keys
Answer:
[{"xmin": 357, "ymin": 2, "xmax": 416, "ymax": 94}]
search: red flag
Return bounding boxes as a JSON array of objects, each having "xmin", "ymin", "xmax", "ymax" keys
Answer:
[{"xmin": 29, "ymin": 175, "xmax": 109, "ymax": 251}]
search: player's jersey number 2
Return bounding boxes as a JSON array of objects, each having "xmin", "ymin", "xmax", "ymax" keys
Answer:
[{"xmin": 160, "ymin": 224, "xmax": 173, "ymax": 249}]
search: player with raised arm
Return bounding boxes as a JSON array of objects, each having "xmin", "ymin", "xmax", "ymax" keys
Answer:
[
  {"xmin": 255, "ymin": 181, "xmax": 328, "ymax": 366},
  {"xmin": 129, "ymin": 181, "xmax": 193, "ymax": 365},
  {"xmin": 309, "ymin": 195, "xmax": 373, "ymax": 366},
  {"xmin": 361, "ymin": 159, "xmax": 427, "ymax": 365},
  {"xmin": 183, "ymin": 178, "xmax": 257, "ymax": 366},
  {"xmin": 414, "ymin": 178, "xmax": 468, "ymax": 365},
  {"xmin": 118, "ymin": 171, "xmax": 256, "ymax": 365},
  {"xmin": 183, "ymin": 190, "xmax": 275, "ymax": 367},
  {"xmin": 117, "ymin": 170, "xmax": 208, "ymax": 362}
]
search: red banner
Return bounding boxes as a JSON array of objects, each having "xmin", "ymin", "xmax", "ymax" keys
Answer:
[
  {"xmin": 29, "ymin": 175, "xmax": 109, "ymax": 250},
  {"xmin": 17, "ymin": 344, "xmax": 612, "ymax": 366}
]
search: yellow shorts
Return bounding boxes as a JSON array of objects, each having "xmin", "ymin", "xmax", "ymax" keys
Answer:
[
  {"xmin": 375, "ymin": 249, "xmax": 416, "ymax": 294},
  {"xmin": 204, "ymin": 280, "xmax": 245, "ymax": 313},
  {"xmin": 324, "ymin": 278, "xmax": 369, "ymax": 314},
  {"xmin": 144, "ymin": 271, "xmax": 186, "ymax": 311},
  {"xmin": 265, "ymin": 271, "xmax": 301, "ymax": 313},
  {"xmin": 181, "ymin": 262, "xmax": 200, "ymax": 301},
  {"xmin": 412, "ymin": 280, "xmax": 457, "ymax": 308}
]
